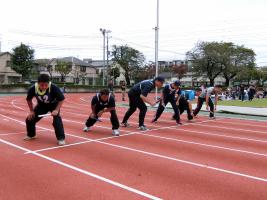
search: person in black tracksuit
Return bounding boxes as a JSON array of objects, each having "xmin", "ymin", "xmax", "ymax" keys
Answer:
[
  {"xmin": 248, "ymin": 85, "xmax": 256, "ymax": 101},
  {"xmin": 152, "ymin": 80, "xmax": 182, "ymax": 124},
  {"xmin": 239, "ymin": 84, "xmax": 245, "ymax": 101},
  {"xmin": 25, "ymin": 74, "xmax": 66, "ymax": 145},
  {"xmin": 83, "ymin": 89, "xmax": 120, "ymax": 136},
  {"xmin": 121, "ymin": 80, "xmax": 126, "ymax": 101},
  {"xmin": 121, "ymin": 76, "xmax": 165, "ymax": 130}
]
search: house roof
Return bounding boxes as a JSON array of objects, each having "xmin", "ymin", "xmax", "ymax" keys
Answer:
[
  {"xmin": 59, "ymin": 57, "xmax": 91, "ymax": 66},
  {"xmin": 83, "ymin": 59, "xmax": 114, "ymax": 67},
  {"xmin": 159, "ymin": 72, "xmax": 173, "ymax": 79},
  {"xmin": 49, "ymin": 57, "xmax": 95, "ymax": 68},
  {"xmin": 0, "ymin": 52, "xmax": 12, "ymax": 57}
]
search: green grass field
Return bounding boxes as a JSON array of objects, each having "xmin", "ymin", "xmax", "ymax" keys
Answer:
[{"xmin": 218, "ymin": 98, "xmax": 267, "ymax": 108}]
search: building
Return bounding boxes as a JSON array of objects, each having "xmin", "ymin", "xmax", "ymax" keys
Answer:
[
  {"xmin": 157, "ymin": 59, "xmax": 226, "ymax": 87},
  {"xmin": 83, "ymin": 58, "xmax": 135, "ymax": 85},
  {"xmin": 37, "ymin": 57, "xmax": 97, "ymax": 85},
  {"xmin": 0, "ymin": 52, "xmax": 22, "ymax": 84}
]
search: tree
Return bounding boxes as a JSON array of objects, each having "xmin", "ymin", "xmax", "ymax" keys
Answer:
[
  {"xmin": 257, "ymin": 67, "xmax": 267, "ymax": 86},
  {"xmin": 11, "ymin": 43, "xmax": 35, "ymax": 80},
  {"xmin": 234, "ymin": 67, "xmax": 260, "ymax": 85},
  {"xmin": 172, "ymin": 63, "xmax": 188, "ymax": 80},
  {"xmin": 134, "ymin": 64, "xmax": 155, "ymax": 82},
  {"xmin": 219, "ymin": 43, "xmax": 256, "ymax": 86},
  {"xmin": 55, "ymin": 60, "xmax": 72, "ymax": 82},
  {"xmin": 111, "ymin": 45, "xmax": 145, "ymax": 85},
  {"xmin": 187, "ymin": 41, "xmax": 256, "ymax": 86},
  {"xmin": 108, "ymin": 67, "xmax": 120, "ymax": 81},
  {"xmin": 186, "ymin": 42, "xmax": 222, "ymax": 86}
]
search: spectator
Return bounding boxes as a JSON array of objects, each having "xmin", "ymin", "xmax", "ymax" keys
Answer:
[
  {"xmin": 248, "ymin": 85, "xmax": 256, "ymax": 101},
  {"xmin": 239, "ymin": 84, "xmax": 245, "ymax": 101},
  {"xmin": 263, "ymin": 87, "xmax": 267, "ymax": 98}
]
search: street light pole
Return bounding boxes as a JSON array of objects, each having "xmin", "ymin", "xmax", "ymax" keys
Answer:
[
  {"xmin": 155, "ymin": 0, "xmax": 159, "ymax": 99},
  {"xmin": 106, "ymin": 30, "xmax": 111, "ymax": 83},
  {"xmin": 100, "ymin": 28, "xmax": 106, "ymax": 86}
]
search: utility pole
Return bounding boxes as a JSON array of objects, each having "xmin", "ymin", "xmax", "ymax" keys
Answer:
[
  {"xmin": 154, "ymin": 0, "xmax": 159, "ymax": 99},
  {"xmin": 106, "ymin": 30, "xmax": 112, "ymax": 83},
  {"xmin": 100, "ymin": 28, "xmax": 106, "ymax": 86},
  {"xmin": 100, "ymin": 28, "xmax": 111, "ymax": 86}
]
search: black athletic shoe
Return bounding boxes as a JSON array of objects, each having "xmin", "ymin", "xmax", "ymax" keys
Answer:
[{"xmin": 176, "ymin": 120, "xmax": 182, "ymax": 125}]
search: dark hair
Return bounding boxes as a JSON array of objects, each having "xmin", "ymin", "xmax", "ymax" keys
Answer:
[
  {"xmin": 173, "ymin": 80, "xmax": 181, "ymax": 86},
  {"xmin": 215, "ymin": 85, "xmax": 223, "ymax": 88},
  {"xmin": 195, "ymin": 88, "xmax": 202, "ymax": 92},
  {"xmin": 38, "ymin": 74, "xmax": 50, "ymax": 83},
  {"xmin": 99, "ymin": 89, "xmax": 110, "ymax": 96},
  {"xmin": 154, "ymin": 76, "xmax": 165, "ymax": 83}
]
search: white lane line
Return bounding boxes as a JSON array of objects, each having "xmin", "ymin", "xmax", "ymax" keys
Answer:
[
  {"xmin": 136, "ymin": 132, "xmax": 267, "ymax": 157},
  {"xmin": 26, "ymin": 118, "xmax": 207, "ymax": 154},
  {"xmin": 63, "ymin": 105, "xmax": 267, "ymax": 131},
  {"xmin": 63, "ymin": 114, "xmax": 267, "ymax": 143},
  {"xmin": 215, "ymin": 121, "xmax": 267, "ymax": 128},
  {"xmin": 0, "ymin": 138, "xmax": 162, "ymax": 200},
  {"xmin": 32, "ymin": 118, "xmax": 267, "ymax": 157},
  {"xmin": 3, "ymin": 105, "xmax": 267, "ymax": 183},
  {"xmin": 64, "ymin": 119, "xmax": 267, "ymax": 157},
  {"xmin": 11, "ymin": 100, "xmax": 25, "ymax": 111},
  {"xmin": 94, "ymin": 140, "xmax": 267, "ymax": 183},
  {"xmin": 168, "ymin": 127, "xmax": 267, "ymax": 143},
  {"xmin": 194, "ymin": 124, "xmax": 267, "ymax": 135},
  {"xmin": 3, "ymin": 104, "xmax": 267, "ymax": 156},
  {"xmin": 0, "ymin": 130, "xmax": 47, "ymax": 136}
]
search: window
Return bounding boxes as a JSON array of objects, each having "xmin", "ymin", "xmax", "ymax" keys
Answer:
[
  {"xmin": 80, "ymin": 66, "xmax": 86, "ymax": 72},
  {"xmin": 88, "ymin": 77, "xmax": 93, "ymax": 85},
  {"xmin": 6, "ymin": 61, "xmax": 11, "ymax": 67}
]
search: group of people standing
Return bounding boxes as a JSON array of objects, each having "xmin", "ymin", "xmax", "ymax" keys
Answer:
[
  {"xmin": 24, "ymin": 74, "xmax": 222, "ymax": 146},
  {"xmin": 226, "ymin": 85, "xmax": 257, "ymax": 101}
]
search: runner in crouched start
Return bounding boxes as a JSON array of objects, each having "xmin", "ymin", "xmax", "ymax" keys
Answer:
[
  {"xmin": 25, "ymin": 74, "xmax": 66, "ymax": 146},
  {"xmin": 152, "ymin": 80, "xmax": 182, "ymax": 125},
  {"xmin": 176, "ymin": 88, "xmax": 202, "ymax": 121},
  {"xmin": 121, "ymin": 76, "xmax": 165, "ymax": 130},
  {"xmin": 83, "ymin": 89, "xmax": 120, "ymax": 136},
  {"xmin": 193, "ymin": 85, "xmax": 222, "ymax": 119}
]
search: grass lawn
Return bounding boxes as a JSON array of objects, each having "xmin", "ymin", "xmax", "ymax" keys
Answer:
[{"xmin": 218, "ymin": 98, "xmax": 267, "ymax": 108}]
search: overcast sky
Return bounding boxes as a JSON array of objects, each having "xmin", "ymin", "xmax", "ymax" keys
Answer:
[{"xmin": 0, "ymin": 0, "xmax": 267, "ymax": 66}]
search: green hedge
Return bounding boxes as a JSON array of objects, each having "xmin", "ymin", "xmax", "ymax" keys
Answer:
[{"xmin": 0, "ymin": 84, "xmax": 31, "ymax": 88}]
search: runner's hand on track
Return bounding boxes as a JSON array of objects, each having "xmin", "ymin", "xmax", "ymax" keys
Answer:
[
  {"xmin": 51, "ymin": 110, "xmax": 59, "ymax": 116},
  {"xmin": 97, "ymin": 110, "xmax": 104, "ymax": 117},
  {"xmin": 27, "ymin": 111, "xmax": 35, "ymax": 120}
]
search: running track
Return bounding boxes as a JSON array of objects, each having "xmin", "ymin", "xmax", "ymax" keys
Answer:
[{"xmin": 0, "ymin": 93, "xmax": 266, "ymax": 200}]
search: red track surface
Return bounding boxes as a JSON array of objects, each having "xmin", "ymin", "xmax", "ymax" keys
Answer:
[{"xmin": 0, "ymin": 93, "xmax": 266, "ymax": 200}]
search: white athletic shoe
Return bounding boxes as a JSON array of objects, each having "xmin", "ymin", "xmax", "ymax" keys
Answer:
[
  {"xmin": 209, "ymin": 116, "xmax": 216, "ymax": 120},
  {"xmin": 138, "ymin": 125, "xmax": 149, "ymax": 131},
  {"xmin": 23, "ymin": 136, "xmax": 36, "ymax": 141},
  {"xmin": 83, "ymin": 126, "xmax": 90, "ymax": 132},
  {"xmin": 112, "ymin": 129, "xmax": 120, "ymax": 136},
  {"xmin": 58, "ymin": 140, "xmax": 66, "ymax": 146},
  {"xmin": 121, "ymin": 122, "xmax": 130, "ymax": 127}
]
